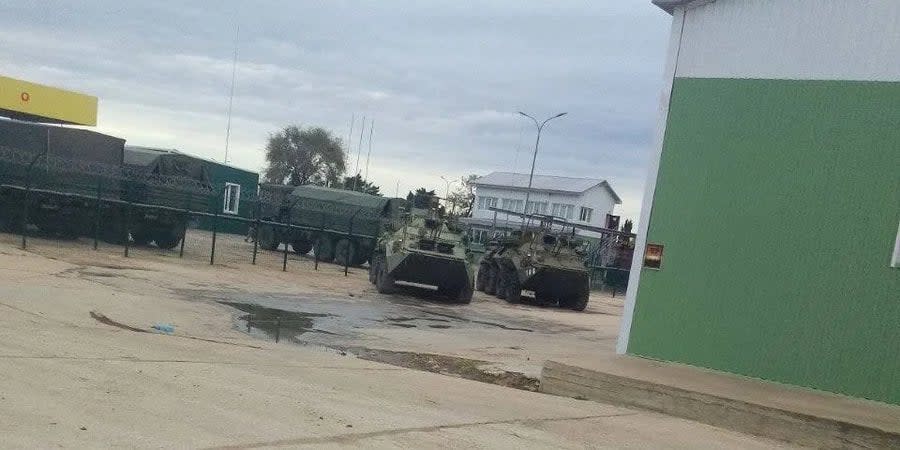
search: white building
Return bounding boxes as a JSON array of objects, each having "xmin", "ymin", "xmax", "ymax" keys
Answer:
[{"xmin": 463, "ymin": 172, "xmax": 621, "ymax": 241}]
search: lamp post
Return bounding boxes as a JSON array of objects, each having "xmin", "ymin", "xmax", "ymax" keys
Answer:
[{"xmin": 518, "ymin": 111, "xmax": 567, "ymax": 218}]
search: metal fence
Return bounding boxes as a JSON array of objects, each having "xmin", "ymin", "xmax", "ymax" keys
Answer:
[{"xmin": 0, "ymin": 145, "xmax": 374, "ymax": 276}]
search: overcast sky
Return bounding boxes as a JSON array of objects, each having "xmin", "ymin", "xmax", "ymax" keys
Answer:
[{"xmin": 1, "ymin": 1, "xmax": 671, "ymax": 221}]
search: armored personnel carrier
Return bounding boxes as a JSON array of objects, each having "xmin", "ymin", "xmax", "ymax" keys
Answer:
[
  {"xmin": 476, "ymin": 210, "xmax": 591, "ymax": 311},
  {"xmin": 369, "ymin": 201, "xmax": 474, "ymax": 303}
]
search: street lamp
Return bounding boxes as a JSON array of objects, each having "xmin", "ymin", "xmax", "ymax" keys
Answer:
[{"xmin": 518, "ymin": 111, "xmax": 567, "ymax": 218}]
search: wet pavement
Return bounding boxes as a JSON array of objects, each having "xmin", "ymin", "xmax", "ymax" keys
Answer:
[{"xmin": 183, "ymin": 284, "xmax": 620, "ymax": 381}]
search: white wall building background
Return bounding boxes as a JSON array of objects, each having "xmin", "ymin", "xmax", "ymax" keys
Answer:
[{"xmin": 463, "ymin": 172, "xmax": 621, "ymax": 240}]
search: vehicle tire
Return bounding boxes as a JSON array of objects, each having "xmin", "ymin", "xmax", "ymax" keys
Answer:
[
  {"xmin": 484, "ymin": 264, "xmax": 497, "ymax": 295},
  {"xmin": 257, "ymin": 225, "xmax": 279, "ymax": 251},
  {"xmin": 455, "ymin": 282, "xmax": 474, "ymax": 304},
  {"xmin": 534, "ymin": 291, "xmax": 555, "ymax": 306},
  {"xmin": 131, "ymin": 228, "xmax": 152, "ymax": 246},
  {"xmin": 375, "ymin": 258, "xmax": 396, "ymax": 294},
  {"xmin": 352, "ymin": 246, "xmax": 369, "ymax": 266},
  {"xmin": 475, "ymin": 264, "xmax": 488, "ymax": 292},
  {"xmin": 333, "ymin": 238, "xmax": 356, "ymax": 267},
  {"xmin": 369, "ymin": 254, "xmax": 383, "ymax": 284},
  {"xmin": 568, "ymin": 283, "xmax": 590, "ymax": 312},
  {"xmin": 505, "ymin": 270, "xmax": 522, "ymax": 304},
  {"xmin": 154, "ymin": 230, "xmax": 182, "ymax": 250},
  {"xmin": 314, "ymin": 236, "xmax": 335, "ymax": 263},
  {"xmin": 292, "ymin": 238, "xmax": 313, "ymax": 255},
  {"xmin": 494, "ymin": 267, "xmax": 507, "ymax": 300}
]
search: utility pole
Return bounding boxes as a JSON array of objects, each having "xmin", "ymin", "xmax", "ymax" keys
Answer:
[
  {"xmin": 223, "ymin": 24, "xmax": 239, "ymax": 164},
  {"xmin": 353, "ymin": 116, "xmax": 366, "ymax": 191},
  {"xmin": 363, "ymin": 120, "xmax": 374, "ymax": 185},
  {"xmin": 518, "ymin": 111, "xmax": 567, "ymax": 221}
]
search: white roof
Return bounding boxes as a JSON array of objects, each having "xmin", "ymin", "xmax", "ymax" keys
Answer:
[{"xmin": 474, "ymin": 172, "xmax": 621, "ymax": 204}]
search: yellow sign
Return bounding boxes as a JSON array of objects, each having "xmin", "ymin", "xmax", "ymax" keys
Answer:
[{"xmin": 0, "ymin": 75, "xmax": 98, "ymax": 126}]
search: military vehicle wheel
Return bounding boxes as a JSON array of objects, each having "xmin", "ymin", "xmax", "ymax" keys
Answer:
[
  {"xmin": 292, "ymin": 238, "xmax": 312, "ymax": 255},
  {"xmin": 314, "ymin": 236, "xmax": 335, "ymax": 262},
  {"xmin": 484, "ymin": 265, "xmax": 498, "ymax": 295},
  {"xmin": 567, "ymin": 284, "xmax": 590, "ymax": 312},
  {"xmin": 369, "ymin": 254, "xmax": 383, "ymax": 284},
  {"xmin": 352, "ymin": 248, "xmax": 369, "ymax": 266},
  {"xmin": 455, "ymin": 282, "xmax": 474, "ymax": 304},
  {"xmin": 475, "ymin": 264, "xmax": 489, "ymax": 292},
  {"xmin": 131, "ymin": 229, "xmax": 152, "ymax": 246},
  {"xmin": 494, "ymin": 268, "xmax": 507, "ymax": 300},
  {"xmin": 504, "ymin": 269, "xmax": 522, "ymax": 304},
  {"xmin": 154, "ymin": 231, "xmax": 181, "ymax": 250},
  {"xmin": 257, "ymin": 225, "xmax": 279, "ymax": 251},
  {"xmin": 375, "ymin": 259, "xmax": 396, "ymax": 294},
  {"xmin": 333, "ymin": 238, "xmax": 356, "ymax": 266}
]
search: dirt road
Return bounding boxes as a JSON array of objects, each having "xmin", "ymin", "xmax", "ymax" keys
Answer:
[{"xmin": 0, "ymin": 236, "xmax": 790, "ymax": 448}]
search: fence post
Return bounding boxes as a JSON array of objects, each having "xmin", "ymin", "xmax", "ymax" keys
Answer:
[
  {"xmin": 93, "ymin": 179, "xmax": 103, "ymax": 250},
  {"xmin": 251, "ymin": 200, "xmax": 260, "ymax": 265},
  {"xmin": 124, "ymin": 200, "xmax": 132, "ymax": 257},
  {"xmin": 210, "ymin": 188, "xmax": 221, "ymax": 265},
  {"xmin": 20, "ymin": 182, "xmax": 31, "ymax": 250},
  {"xmin": 20, "ymin": 152, "xmax": 43, "ymax": 250},
  {"xmin": 282, "ymin": 209, "xmax": 291, "ymax": 272},
  {"xmin": 274, "ymin": 316, "xmax": 281, "ymax": 343},
  {"xmin": 314, "ymin": 215, "xmax": 325, "ymax": 271},
  {"xmin": 180, "ymin": 191, "xmax": 191, "ymax": 259},
  {"xmin": 345, "ymin": 209, "xmax": 361, "ymax": 277}
]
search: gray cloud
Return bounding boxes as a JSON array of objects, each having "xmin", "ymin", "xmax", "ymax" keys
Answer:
[{"xmin": 0, "ymin": 0, "xmax": 670, "ymax": 221}]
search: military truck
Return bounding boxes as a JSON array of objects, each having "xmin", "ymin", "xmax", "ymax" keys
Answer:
[
  {"xmin": 475, "ymin": 209, "xmax": 591, "ymax": 311},
  {"xmin": 369, "ymin": 203, "xmax": 474, "ymax": 303},
  {"xmin": 0, "ymin": 119, "xmax": 212, "ymax": 247},
  {"xmin": 256, "ymin": 184, "xmax": 405, "ymax": 266},
  {"xmin": 120, "ymin": 147, "xmax": 213, "ymax": 248},
  {"xmin": 0, "ymin": 118, "xmax": 126, "ymax": 237}
]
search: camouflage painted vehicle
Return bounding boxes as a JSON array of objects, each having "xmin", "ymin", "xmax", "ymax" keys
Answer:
[
  {"xmin": 476, "ymin": 214, "xmax": 590, "ymax": 311},
  {"xmin": 0, "ymin": 120, "xmax": 211, "ymax": 248},
  {"xmin": 369, "ymin": 205, "xmax": 474, "ymax": 303},
  {"xmin": 256, "ymin": 184, "xmax": 405, "ymax": 266}
]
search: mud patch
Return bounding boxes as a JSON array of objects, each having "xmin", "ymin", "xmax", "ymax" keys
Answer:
[
  {"xmin": 81, "ymin": 271, "xmax": 124, "ymax": 278},
  {"xmin": 344, "ymin": 347, "xmax": 539, "ymax": 392},
  {"xmin": 90, "ymin": 311, "xmax": 148, "ymax": 333}
]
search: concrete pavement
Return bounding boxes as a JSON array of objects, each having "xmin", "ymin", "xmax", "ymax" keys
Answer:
[{"xmin": 0, "ymin": 240, "xmax": 792, "ymax": 448}]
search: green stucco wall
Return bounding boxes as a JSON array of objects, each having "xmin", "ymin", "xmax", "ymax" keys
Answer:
[
  {"xmin": 197, "ymin": 164, "xmax": 259, "ymax": 235},
  {"xmin": 628, "ymin": 77, "xmax": 900, "ymax": 405}
]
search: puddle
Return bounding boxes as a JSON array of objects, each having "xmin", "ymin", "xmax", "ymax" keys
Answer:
[
  {"xmin": 423, "ymin": 311, "xmax": 534, "ymax": 332},
  {"xmin": 218, "ymin": 301, "xmax": 331, "ymax": 339}
]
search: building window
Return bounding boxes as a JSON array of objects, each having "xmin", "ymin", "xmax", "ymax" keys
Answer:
[
  {"xmin": 579, "ymin": 206, "xmax": 593, "ymax": 223},
  {"xmin": 477, "ymin": 196, "xmax": 498, "ymax": 210},
  {"xmin": 525, "ymin": 201, "xmax": 548, "ymax": 214},
  {"xmin": 223, "ymin": 183, "xmax": 240, "ymax": 215},
  {"xmin": 551, "ymin": 203, "xmax": 574, "ymax": 220},
  {"xmin": 501, "ymin": 198, "xmax": 523, "ymax": 213}
]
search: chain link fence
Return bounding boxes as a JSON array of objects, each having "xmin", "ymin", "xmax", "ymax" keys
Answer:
[{"xmin": 0, "ymin": 145, "xmax": 374, "ymax": 276}]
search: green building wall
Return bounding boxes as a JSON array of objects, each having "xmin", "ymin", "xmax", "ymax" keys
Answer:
[
  {"xmin": 628, "ymin": 78, "xmax": 900, "ymax": 405},
  {"xmin": 197, "ymin": 164, "xmax": 259, "ymax": 235}
]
